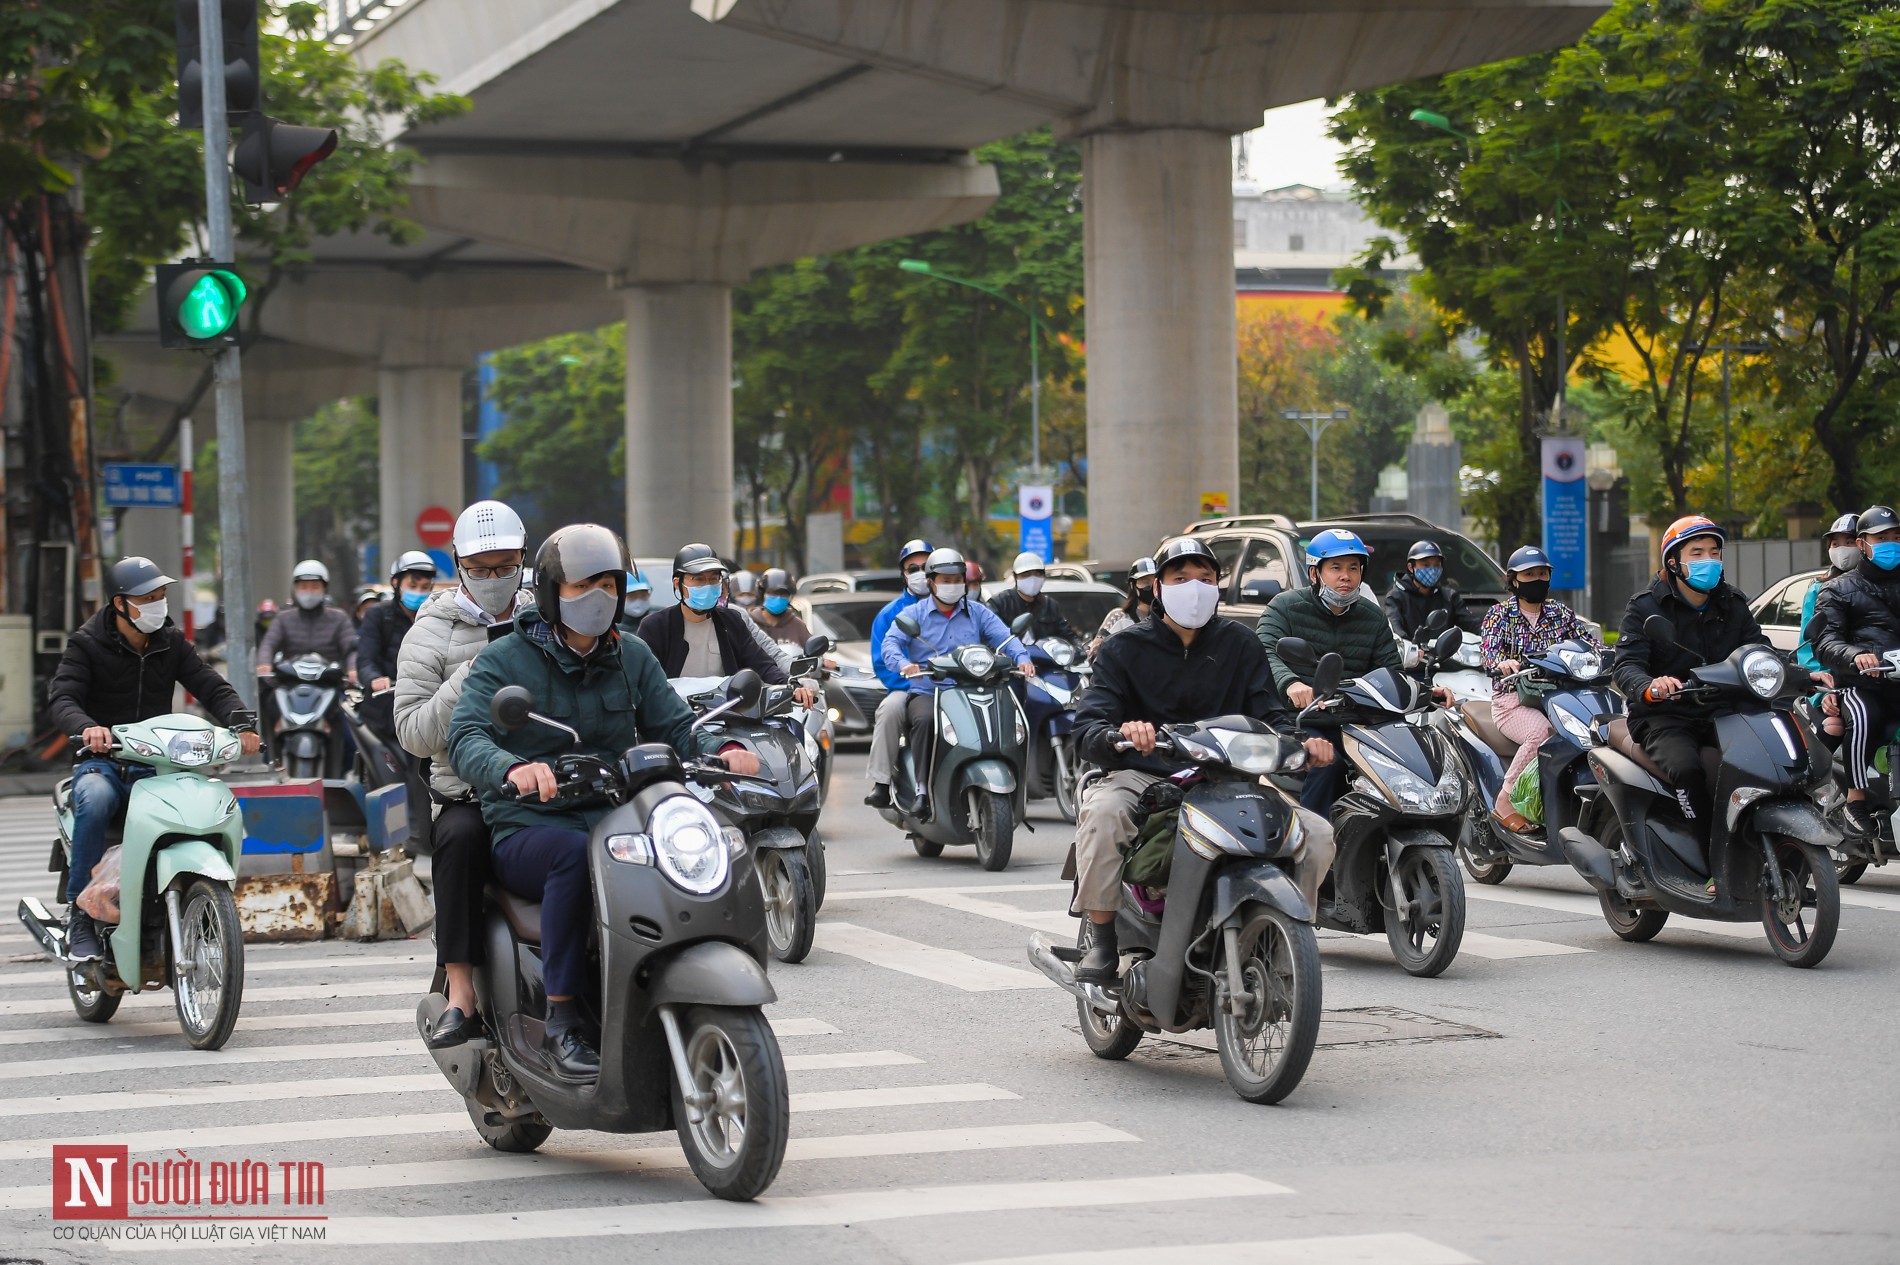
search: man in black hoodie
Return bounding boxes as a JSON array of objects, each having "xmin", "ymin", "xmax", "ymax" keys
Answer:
[
  {"xmin": 46, "ymin": 558, "xmax": 258, "ymax": 961},
  {"xmin": 1068, "ymin": 537, "xmax": 1336, "ymax": 984},
  {"xmin": 1814, "ymin": 505, "xmax": 1900, "ymax": 838}
]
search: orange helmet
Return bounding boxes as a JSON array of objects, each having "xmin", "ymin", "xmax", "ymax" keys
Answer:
[{"xmin": 1660, "ymin": 514, "xmax": 1724, "ymax": 561}]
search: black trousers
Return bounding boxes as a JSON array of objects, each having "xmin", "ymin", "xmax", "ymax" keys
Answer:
[
  {"xmin": 1842, "ymin": 684, "xmax": 1900, "ymax": 792},
  {"xmin": 430, "ymin": 802, "xmax": 491, "ymax": 967},
  {"xmin": 1631, "ymin": 713, "xmax": 1717, "ymax": 823},
  {"xmin": 904, "ymin": 693, "xmax": 937, "ymax": 792}
]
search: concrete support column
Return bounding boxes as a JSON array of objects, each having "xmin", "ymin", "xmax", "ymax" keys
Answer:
[
  {"xmin": 378, "ymin": 366, "xmax": 466, "ymax": 569},
  {"xmin": 1082, "ymin": 129, "xmax": 1239, "ymax": 561},
  {"xmin": 246, "ymin": 417, "xmax": 298, "ymax": 607},
  {"xmin": 621, "ymin": 284, "xmax": 735, "ymax": 556}
]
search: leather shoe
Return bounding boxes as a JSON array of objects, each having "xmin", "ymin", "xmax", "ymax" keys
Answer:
[
  {"xmin": 65, "ymin": 909, "xmax": 102, "ymax": 962},
  {"xmin": 425, "ymin": 1006, "xmax": 487, "ymax": 1049},
  {"xmin": 544, "ymin": 1027, "xmax": 601, "ymax": 1079},
  {"xmin": 864, "ymin": 783, "xmax": 892, "ymax": 809},
  {"xmin": 1073, "ymin": 920, "xmax": 1120, "ymax": 985}
]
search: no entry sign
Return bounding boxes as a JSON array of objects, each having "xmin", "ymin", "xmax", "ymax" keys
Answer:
[{"xmin": 415, "ymin": 505, "xmax": 455, "ymax": 548}]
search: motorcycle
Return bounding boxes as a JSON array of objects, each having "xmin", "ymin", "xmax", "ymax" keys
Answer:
[
  {"xmin": 416, "ymin": 672, "xmax": 791, "ymax": 1200},
  {"xmin": 270, "ymin": 653, "xmax": 346, "ymax": 779},
  {"xmin": 672, "ymin": 637, "xmax": 831, "ymax": 964},
  {"xmin": 17, "ymin": 714, "xmax": 248, "ymax": 1049},
  {"xmin": 1442, "ymin": 635, "xmax": 1623, "ymax": 884},
  {"xmin": 1009, "ymin": 614, "xmax": 1091, "ymax": 823},
  {"xmin": 1277, "ymin": 630, "xmax": 1470, "ymax": 977},
  {"xmin": 1557, "ymin": 615, "xmax": 1840, "ymax": 967},
  {"xmin": 1797, "ymin": 652, "xmax": 1900, "ymax": 885},
  {"xmin": 1409, "ymin": 614, "xmax": 1491, "ymax": 704},
  {"xmin": 878, "ymin": 611, "xmax": 1029, "ymax": 870},
  {"xmin": 1027, "ymin": 694, "xmax": 1333, "ymax": 1104}
]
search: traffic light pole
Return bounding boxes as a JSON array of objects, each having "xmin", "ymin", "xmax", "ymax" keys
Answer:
[{"xmin": 197, "ymin": 0, "xmax": 255, "ymax": 712}]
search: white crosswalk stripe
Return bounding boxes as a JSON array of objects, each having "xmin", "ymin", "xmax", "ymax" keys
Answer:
[{"xmin": 955, "ymin": 1234, "xmax": 1477, "ymax": 1265}]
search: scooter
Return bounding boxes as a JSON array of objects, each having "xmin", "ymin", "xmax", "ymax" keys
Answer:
[
  {"xmin": 1010, "ymin": 614, "xmax": 1091, "ymax": 823},
  {"xmin": 17, "ymin": 714, "xmax": 248, "ymax": 1049},
  {"xmin": 1278, "ymin": 629, "xmax": 1470, "ymax": 977},
  {"xmin": 416, "ymin": 672, "xmax": 791, "ymax": 1200},
  {"xmin": 673, "ymin": 640, "xmax": 830, "ymax": 964},
  {"xmin": 1558, "ymin": 615, "xmax": 1841, "ymax": 967},
  {"xmin": 270, "ymin": 653, "xmax": 346, "ymax": 778},
  {"xmin": 1798, "ymin": 653, "xmax": 1900, "ymax": 885},
  {"xmin": 1442, "ymin": 636, "xmax": 1623, "ymax": 884},
  {"xmin": 1027, "ymin": 697, "xmax": 1331, "ymax": 1104},
  {"xmin": 878, "ymin": 611, "xmax": 1029, "ymax": 870}
]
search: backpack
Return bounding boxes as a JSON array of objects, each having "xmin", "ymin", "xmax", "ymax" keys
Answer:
[{"xmin": 1119, "ymin": 778, "xmax": 1188, "ymax": 887}]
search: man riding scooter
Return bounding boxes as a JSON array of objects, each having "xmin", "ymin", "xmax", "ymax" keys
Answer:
[
  {"xmin": 636, "ymin": 544, "xmax": 804, "ymax": 698},
  {"xmin": 988, "ymin": 552, "xmax": 1081, "ymax": 643},
  {"xmin": 1384, "ymin": 540, "xmax": 1479, "ymax": 643},
  {"xmin": 255, "ymin": 558, "xmax": 357, "ymax": 763},
  {"xmin": 358, "ymin": 550, "xmax": 437, "ymax": 745},
  {"xmin": 1071, "ymin": 536, "xmax": 1336, "ymax": 985},
  {"xmin": 864, "ymin": 538, "xmax": 934, "ymax": 809},
  {"xmin": 1814, "ymin": 505, "xmax": 1900, "ymax": 840},
  {"xmin": 1797, "ymin": 512, "xmax": 1861, "ymax": 747},
  {"xmin": 448, "ymin": 525, "xmax": 762, "ymax": 1078},
  {"xmin": 750, "ymin": 568, "xmax": 813, "ymax": 649},
  {"xmin": 45, "ymin": 557, "xmax": 260, "ymax": 961}
]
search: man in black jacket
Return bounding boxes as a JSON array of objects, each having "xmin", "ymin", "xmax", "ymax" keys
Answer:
[
  {"xmin": 636, "ymin": 543, "xmax": 797, "ymax": 694},
  {"xmin": 1382, "ymin": 540, "xmax": 1479, "ymax": 643},
  {"xmin": 46, "ymin": 558, "xmax": 259, "ymax": 961},
  {"xmin": 1069, "ymin": 537, "xmax": 1336, "ymax": 984},
  {"xmin": 1814, "ymin": 505, "xmax": 1900, "ymax": 837},
  {"xmin": 1611, "ymin": 516, "xmax": 1770, "ymax": 829},
  {"xmin": 356, "ymin": 550, "xmax": 438, "ymax": 743},
  {"xmin": 987, "ymin": 552, "xmax": 1080, "ymax": 644}
]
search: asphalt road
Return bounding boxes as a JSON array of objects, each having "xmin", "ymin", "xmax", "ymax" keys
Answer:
[{"xmin": 2, "ymin": 754, "xmax": 1897, "ymax": 1264}]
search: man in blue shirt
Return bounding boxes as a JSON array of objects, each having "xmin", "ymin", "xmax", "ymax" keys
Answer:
[
  {"xmin": 880, "ymin": 547, "xmax": 1034, "ymax": 810},
  {"xmin": 864, "ymin": 538, "xmax": 935, "ymax": 808}
]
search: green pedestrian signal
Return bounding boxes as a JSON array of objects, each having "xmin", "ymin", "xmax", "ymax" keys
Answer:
[{"xmin": 155, "ymin": 262, "xmax": 246, "ymax": 349}]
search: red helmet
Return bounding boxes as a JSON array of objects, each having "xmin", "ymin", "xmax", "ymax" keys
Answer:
[
  {"xmin": 1659, "ymin": 514, "xmax": 1724, "ymax": 562},
  {"xmin": 964, "ymin": 560, "xmax": 986, "ymax": 585}
]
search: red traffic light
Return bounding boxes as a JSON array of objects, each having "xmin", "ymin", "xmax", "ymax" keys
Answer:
[{"xmin": 232, "ymin": 114, "xmax": 338, "ymax": 203}]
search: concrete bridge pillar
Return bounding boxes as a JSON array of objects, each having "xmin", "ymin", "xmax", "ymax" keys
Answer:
[
  {"xmin": 620, "ymin": 284, "xmax": 734, "ymax": 558},
  {"xmin": 246, "ymin": 416, "xmax": 299, "ymax": 609},
  {"xmin": 377, "ymin": 365, "xmax": 467, "ymax": 571}
]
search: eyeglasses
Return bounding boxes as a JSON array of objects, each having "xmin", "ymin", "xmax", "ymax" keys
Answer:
[
  {"xmin": 462, "ymin": 564, "xmax": 521, "ymax": 580},
  {"xmin": 903, "ymin": 564, "xmax": 927, "ymax": 575}
]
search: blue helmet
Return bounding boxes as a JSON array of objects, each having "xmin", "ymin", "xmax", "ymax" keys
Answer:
[
  {"xmin": 1506, "ymin": 545, "xmax": 1552, "ymax": 574},
  {"xmin": 1305, "ymin": 529, "xmax": 1371, "ymax": 568},
  {"xmin": 898, "ymin": 538, "xmax": 933, "ymax": 565}
]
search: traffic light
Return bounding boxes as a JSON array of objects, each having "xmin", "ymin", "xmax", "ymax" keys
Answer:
[
  {"xmin": 232, "ymin": 115, "xmax": 338, "ymax": 203},
  {"xmin": 175, "ymin": 0, "xmax": 260, "ymax": 130},
  {"xmin": 155, "ymin": 263, "xmax": 247, "ymax": 350}
]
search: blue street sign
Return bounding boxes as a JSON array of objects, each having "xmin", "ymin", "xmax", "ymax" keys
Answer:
[
  {"xmin": 1020, "ymin": 517, "xmax": 1053, "ymax": 561},
  {"xmin": 1018, "ymin": 484, "xmax": 1054, "ymax": 563},
  {"xmin": 102, "ymin": 463, "xmax": 180, "ymax": 508},
  {"xmin": 424, "ymin": 548, "xmax": 455, "ymax": 579},
  {"xmin": 1541, "ymin": 438, "xmax": 1587, "ymax": 590}
]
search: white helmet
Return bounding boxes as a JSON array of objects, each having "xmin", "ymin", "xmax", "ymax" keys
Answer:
[
  {"xmin": 291, "ymin": 558, "xmax": 330, "ymax": 585},
  {"xmin": 453, "ymin": 500, "xmax": 526, "ymax": 557},
  {"xmin": 1011, "ymin": 551, "xmax": 1047, "ymax": 576}
]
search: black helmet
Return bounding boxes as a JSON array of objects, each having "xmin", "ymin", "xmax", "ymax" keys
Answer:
[
  {"xmin": 673, "ymin": 543, "xmax": 726, "ymax": 578},
  {"xmin": 898, "ymin": 538, "xmax": 933, "ymax": 566},
  {"xmin": 760, "ymin": 567, "xmax": 792, "ymax": 593},
  {"xmin": 1153, "ymin": 536, "xmax": 1221, "ymax": 580},
  {"xmin": 1128, "ymin": 557, "xmax": 1158, "ymax": 582},
  {"xmin": 924, "ymin": 546, "xmax": 966, "ymax": 577},
  {"xmin": 1506, "ymin": 545, "xmax": 1553, "ymax": 574},
  {"xmin": 1825, "ymin": 512, "xmax": 1861, "ymax": 540},
  {"xmin": 534, "ymin": 524, "xmax": 630, "ymax": 629},
  {"xmin": 1858, "ymin": 506, "xmax": 1900, "ymax": 536},
  {"xmin": 107, "ymin": 556, "xmax": 175, "ymax": 601},
  {"xmin": 1406, "ymin": 540, "xmax": 1443, "ymax": 563}
]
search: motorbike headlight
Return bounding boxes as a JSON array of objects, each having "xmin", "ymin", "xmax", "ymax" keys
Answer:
[
  {"xmin": 939, "ymin": 709, "xmax": 962, "ymax": 747},
  {"xmin": 1049, "ymin": 641, "xmax": 1076, "ymax": 667},
  {"xmin": 1742, "ymin": 649, "xmax": 1785, "ymax": 699},
  {"xmin": 960, "ymin": 645, "xmax": 996, "ymax": 678},
  {"xmin": 1362, "ymin": 746, "xmax": 1463, "ymax": 814},
  {"xmin": 1213, "ymin": 729, "xmax": 1289, "ymax": 775},
  {"xmin": 606, "ymin": 832, "xmax": 654, "ymax": 865},
  {"xmin": 1180, "ymin": 802, "xmax": 1249, "ymax": 859},
  {"xmin": 149, "ymin": 727, "xmax": 216, "ymax": 767},
  {"xmin": 1455, "ymin": 642, "xmax": 1483, "ymax": 668},
  {"xmin": 1012, "ymin": 699, "xmax": 1028, "ymax": 746},
  {"xmin": 648, "ymin": 795, "xmax": 730, "ymax": 895},
  {"xmin": 1549, "ymin": 703, "xmax": 1596, "ymax": 747}
]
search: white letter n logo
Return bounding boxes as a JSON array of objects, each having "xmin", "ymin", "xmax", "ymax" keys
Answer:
[
  {"xmin": 65, "ymin": 1155, "xmax": 115, "ymax": 1207},
  {"xmin": 52, "ymin": 1144, "xmax": 128, "ymax": 1219}
]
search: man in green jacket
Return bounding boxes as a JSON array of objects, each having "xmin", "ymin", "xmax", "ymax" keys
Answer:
[
  {"xmin": 1257, "ymin": 528, "xmax": 1406, "ymax": 813},
  {"xmin": 448, "ymin": 524, "xmax": 760, "ymax": 1079}
]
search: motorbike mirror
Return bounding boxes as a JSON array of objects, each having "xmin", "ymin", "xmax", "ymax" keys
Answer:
[
  {"xmin": 1423, "ymin": 607, "xmax": 1449, "ymax": 633},
  {"xmin": 1313, "ymin": 652, "xmax": 1344, "ymax": 698},
  {"xmin": 1431, "ymin": 627, "xmax": 1463, "ymax": 661},
  {"xmin": 803, "ymin": 634, "xmax": 832, "ymax": 657},
  {"xmin": 489, "ymin": 685, "xmax": 535, "ymax": 731},
  {"xmin": 1009, "ymin": 612, "xmax": 1033, "ymax": 637},
  {"xmin": 1643, "ymin": 614, "xmax": 1676, "ymax": 649},
  {"xmin": 1240, "ymin": 578, "xmax": 1282, "ymax": 603},
  {"xmin": 894, "ymin": 612, "xmax": 922, "ymax": 638},
  {"xmin": 1276, "ymin": 636, "xmax": 1319, "ymax": 674},
  {"xmin": 727, "ymin": 669, "xmax": 765, "ymax": 709}
]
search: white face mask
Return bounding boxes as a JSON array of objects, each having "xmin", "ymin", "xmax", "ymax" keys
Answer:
[
  {"xmin": 1159, "ymin": 579, "xmax": 1219, "ymax": 630},
  {"xmin": 1831, "ymin": 545, "xmax": 1862, "ymax": 572},
  {"xmin": 932, "ymin": 580, "xmax": 965, "ymax": 605},
  {"xmin": 294, "ymin": 590, "xmax": 324, "ymax": 611},
  {"xmin": 126, "ymin": 598, "xmax": 167, "ymax": 633},
  {"xmin": 1017, "ymin": 574, "xmax": 1045, "ymax": 598},
  {"xmin": 905, "ymin": 570, "xmax": 930, "ymax": 597}
]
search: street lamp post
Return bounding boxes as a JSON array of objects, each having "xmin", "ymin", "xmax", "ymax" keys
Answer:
[
  {"xmin": 897, "ymin": 259, "xmax": 1042, "ymax": 477},
  {"xmin": 1281, "ymin": 406, "xmax": 1351, "ymax": 519},
  {"xmin": 1681, "ymin": 339, "xmax": 1770, "ymax": 515}
]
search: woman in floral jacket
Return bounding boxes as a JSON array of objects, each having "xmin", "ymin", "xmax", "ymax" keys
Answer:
[{"xmin": 1480, "ymin": 546, "xmax": 1603, "ymax": 830}]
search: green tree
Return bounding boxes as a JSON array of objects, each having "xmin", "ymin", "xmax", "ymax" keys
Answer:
[
  {"xmin": 480, "ymin": 327, "xmax": 627, "ymax": 547},
  {"xmin": 293, "ymin": 397, "xmax": 379, "ymax": 587}
]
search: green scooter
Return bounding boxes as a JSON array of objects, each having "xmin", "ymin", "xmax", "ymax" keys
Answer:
[{"xmin": 17, "ymin": 713, "xmax": 248, "ymax": 1049}]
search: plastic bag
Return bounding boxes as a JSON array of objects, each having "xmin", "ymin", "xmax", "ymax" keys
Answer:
[
  {"xmin": 76, "ymin": 845, "xmax": 123, "ymax": 925},
  {"xmin": 1509, "ymin": 765, "xmax": 1543, "ymax": 827}
]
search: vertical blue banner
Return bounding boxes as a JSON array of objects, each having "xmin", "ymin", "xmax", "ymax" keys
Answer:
[
  {"xmin": 1018, "ymin": 485, "xmax": 1054, "ymax": 562},
  {"xmin": 1541, "ymin": 437, "xmax": 1587, "ymax": 590}
]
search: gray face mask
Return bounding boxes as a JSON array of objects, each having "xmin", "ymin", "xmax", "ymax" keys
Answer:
[
  {"xmin": 463, "ymin": 574, "xmax": 518, "ymax": 617},
  {"xmin": 559, "ymin": 588, "xmax": 618, "ymax": 637},
  {"xmin": 294, "ymin": 590, "xmax": 324, "ymax": 611},
  {"xmin": 1317, "ymin": 584, "xmax": 1356, "ymax": 613}
]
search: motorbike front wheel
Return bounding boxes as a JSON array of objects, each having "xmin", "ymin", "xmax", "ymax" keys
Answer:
[
  {"xmin": 758, "ymin": 848, "xmax": 817, "ymax": 964},
  {"xmin": 1052, "ymin": 738, "xmax": 1081, "ymax": 824},
  {"xmin": 284, "ymin": 753, "xmax": 320, "ymax": 780},
  {"xmin": 967, "ymin": 788, "xmax": 1014, "ymax": 872},
  {"xmin": 1213, "ymin": 904, "xmax": 1321, "ymax": 1105},
  {"xmin": 1383, "ymin": 844, "xmax": 1465, "ymax": 978},
  {"xmin": 173, "ymin": 878, "xmax": 245, "ymax": 1050},
  {"xmin": 670, "ymin": 1005, "xmax": 790, "ymax": 1201},
  {"xmin": 1762, "ymin": 838, "xmax": 1839, "ymax": 968}
]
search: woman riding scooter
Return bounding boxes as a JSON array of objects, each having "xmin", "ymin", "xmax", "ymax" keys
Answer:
[{"xmin": 1092, "ymin": 558, "xmax": 1157, "ymax": 654}]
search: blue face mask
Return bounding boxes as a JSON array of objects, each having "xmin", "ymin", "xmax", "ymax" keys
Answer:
[
  {"xmin": 1870, "ymin": 542, "xmax": 1900, "ymax": 571},
  {"xmin": 1413, "ymin": 565, "xmax": 1443, "ymax": 589},
  {"xmin": 1683, "ymin": 558, "xmax": 1724, "ymax": 593},
  {"xmin": 684, "ymin": 584, "xmax": 722, "ymax": 612},
  {"xmin": 763, "ymin": 595, "xmax": 791, "ymax": 615},
  {"xmin": 400, "ymin": 588, "xmax": 428, "ymax": 612},
  {"xmin": 625, "ymin": 596, "xmax": 650, "ymax": 620}
]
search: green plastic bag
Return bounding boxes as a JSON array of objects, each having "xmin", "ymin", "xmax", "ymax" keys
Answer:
[
  {"xmin": 1509, "ymin": 764, "xmax": 1543, "ymax": 825},
  {"xmin": 1121, "ymin": 806, "xmax": 1180, "ymax": 887}
]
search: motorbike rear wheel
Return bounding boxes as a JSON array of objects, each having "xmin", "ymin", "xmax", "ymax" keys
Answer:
[
  {"xmin": 1213, "ymin": 904, "xmax": 1321, "ymax": 1105},
  {"xmin": 670, "ymin": 1005, "xmax": 790, "ymax": 1201},
  {"xmin": 467, "ymin": 1099, "xmax": 552, "ymax": 1153},
  {"xmin": 1835, "ymin": 860, "xmax": 1867, "ymax": 885},
  {"xmin": 1074, "ymin": 922, "xmax": 1141, "ymax": 1060},
  {"xmin": 174, "ymin": 878, "xmax": 244, "ymax": 1050},
  {"xmin": 1762, "ymin": 838, "xmax": 1839, "ymax": 968},
  {"xmin": 758, "ymin": 847, "xmax": 817, "ymax": 964},
  {"xmin": 67, "ymin": 964, "xmax": 121, "ymax": 1023},
  {"xmin": 968, "ymin": 789, "xmax": 1014, "ymax": 872},
  {"xmin": 911, "ymin": 836, "xmax": 944, "ymax": 858},
  {"xmin": 1383, "ymin": 844, "xmax": 1465, "ymax": 978}
]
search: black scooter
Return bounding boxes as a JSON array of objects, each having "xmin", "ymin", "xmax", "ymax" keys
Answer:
[
  {"xmin": 269, "ymin": 653, "xmax": 345, "ymax": 778},
  {"xmin": 1798, "ymin": 651, "xmax": 1900, "ymax": 885},
  {"xmin": 416, "ymin": 672, "xmax": 791, "ymax": 1200},
  {"xmin": 1278, "ymin": 630, "xmax": 1469, "ymax": 977},
  {"xmin": 1027, "ymin": 681, "xmax": 1333, "ymax": 1104},
  {"xmin": 1558, "ymin": 616, "xmax": 1841, "ymax": 967}
]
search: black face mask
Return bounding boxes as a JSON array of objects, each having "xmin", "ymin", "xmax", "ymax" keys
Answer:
[
  {"xmin": 1134, "ymin": 584, "xmax": 1154, "ymax": 605},
  {"xmin": 1514, "ymin": 578, "xmax": 1551, "ymax": 605}
]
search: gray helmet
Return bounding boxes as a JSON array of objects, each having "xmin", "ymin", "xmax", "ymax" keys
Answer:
[
  {"xmin": 389, "ymin": 549, "xmax": 437, "ymax": 582},
  {"xmin": 760, "ymin": 567, "xmax": 792, "ymax": 593},
  {"xmin": 1153, "ymin": 536, "xmax": 1221, "ymax": 580},
  {"xmin": 107, "ymin": 556, "xmax": 175, "ymax": 600},
  {"xmin": 730, "ymin": 570, "xmax": 760, "ymax": 596},
  {"xmin": 1825, "ymin": 512, "xmax": 1861, "ymax": 540},
  {"xmin": 672, "ymin": 543, "xmax": 726, "ymax": 578},
  {"xmin": 924, "ymin": 546, "xmax": 966, "ymax": 578},
  {"xmin": 534, "ymin": 524, "xmax": 630, "ymax": 629},
  {"xmin": 291, "ymin": 558, "xmax": 330, "ymax": 586}
]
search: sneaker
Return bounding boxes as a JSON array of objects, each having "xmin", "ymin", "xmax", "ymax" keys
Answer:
[
  {"xmin": 863, "ymin": 783, "xmax": 892, "ymax": 809},
  {"xmin": 65, "ymin": 909, "xmax": 102, "ymax": 962},
  {"xmin": 1841, "ymin": 802, "xmax": 1876, "ymax": 839}
]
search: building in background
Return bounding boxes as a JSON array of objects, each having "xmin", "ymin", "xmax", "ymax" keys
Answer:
[{"xmin": 1233, "ymin": 183, "xmax": 1417, "ymax": 318}]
